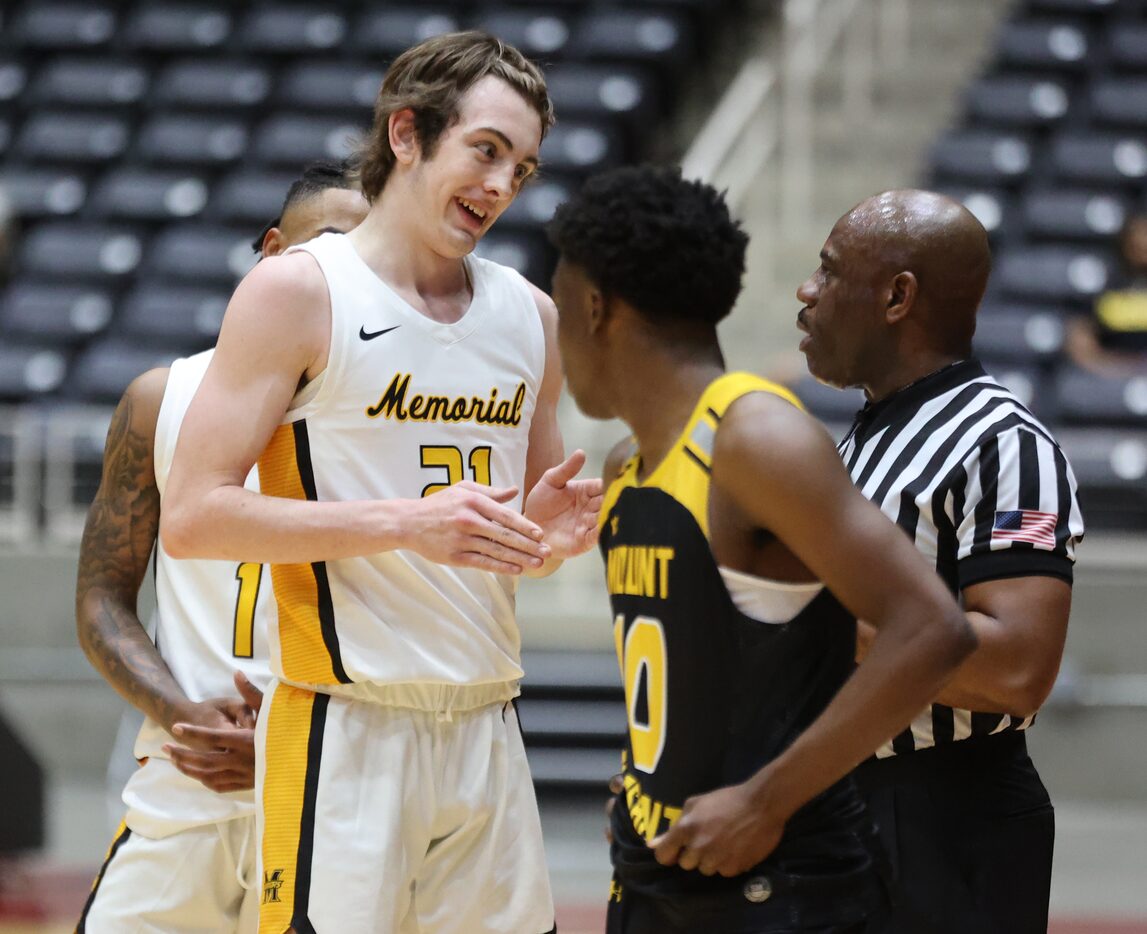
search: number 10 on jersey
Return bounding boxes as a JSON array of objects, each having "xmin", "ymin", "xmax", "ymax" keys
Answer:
[{"xmin": 614, "ymin": 614, "xmax": 668, "ymax": 773}]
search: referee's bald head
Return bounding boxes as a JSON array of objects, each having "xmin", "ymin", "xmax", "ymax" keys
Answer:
[{"xmin": 841, "ymin": 189, "xmax": 992, "ymax": 355}]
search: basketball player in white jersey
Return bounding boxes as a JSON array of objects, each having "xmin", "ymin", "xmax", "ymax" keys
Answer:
[
  {"xmin": 162, "ymin": 32, "xmax": 601, "ymax": 934},
  {"xmin": 75, "ymin": 164, "xmax": 369, "ymax": 932}
]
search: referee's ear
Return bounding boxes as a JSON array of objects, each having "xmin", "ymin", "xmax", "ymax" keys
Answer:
[{"xmin": 886, "ymin": 271, "xmax": 917, "ymax": 324}]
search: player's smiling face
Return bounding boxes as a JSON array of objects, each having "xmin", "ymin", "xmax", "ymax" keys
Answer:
[{"xmin": 413, "ymin": 75, "xmax": 542, "ymax": 257}]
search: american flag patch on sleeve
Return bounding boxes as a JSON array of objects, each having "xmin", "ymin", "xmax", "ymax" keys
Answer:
[{"xmin": 992, "ymin": 509, "xmax": 1058, "ymax": 549}]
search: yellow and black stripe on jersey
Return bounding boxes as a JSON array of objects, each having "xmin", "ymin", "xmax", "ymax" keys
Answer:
[{"xmin": 601, "ymin": 372, "xmax": 875, "ymax": 905}]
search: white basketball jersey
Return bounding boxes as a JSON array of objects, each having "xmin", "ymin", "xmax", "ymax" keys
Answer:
[
  {"xmin": 123, "ymin": 349, "xmax": 272, "ymax": 836},
  {"xmin": 258, "ymin": 232, "xmax": 545, "ymax": 689}
]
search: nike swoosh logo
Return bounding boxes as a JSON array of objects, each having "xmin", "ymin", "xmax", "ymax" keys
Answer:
[{"xmin": 359, "ymin": 325, "xmax": 401, "ymax": 341}]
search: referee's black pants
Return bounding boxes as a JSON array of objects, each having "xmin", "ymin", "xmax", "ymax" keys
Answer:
[{"xmin": 854, "ymin": 731, "xmax": 1053, "ymax": 934}]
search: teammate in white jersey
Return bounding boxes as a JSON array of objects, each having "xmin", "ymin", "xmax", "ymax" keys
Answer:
[
  {"xmin": 75, "ymin": 164, "xmax": 369, "ymax": 932},
  {"xmin": 162, "ymin": 32, "xmax": 602, "ymax": 934}
]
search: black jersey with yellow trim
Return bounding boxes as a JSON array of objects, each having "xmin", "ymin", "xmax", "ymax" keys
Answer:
[{"xmin": 601, "ymin": 372, "xmax": 878, "ymax": 902}]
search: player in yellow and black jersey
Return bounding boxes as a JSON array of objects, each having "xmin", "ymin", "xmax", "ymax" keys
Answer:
[{"xmin": 547, "ymin": 166, "xmax": 978, "ymax": 933}]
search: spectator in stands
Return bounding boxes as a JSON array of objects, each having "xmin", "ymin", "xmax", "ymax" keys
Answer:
[
  {"xmin": 1067, "ymin": 211, "xmax": 1147, "ymax": 374},
  {"xmin": 549, "ymin": 164, "xmax": 974, "ymax": 933},
  {"xmin": 161, "ymin": 31, "xmax": 601, "ymax": 934},
  {"xmin": 796, "ymin": 188, "xmax": 1085, "ymax": 934},
  {"xmin": 75, "ymin": 162, "xmax": 368, "ymax": 933}
]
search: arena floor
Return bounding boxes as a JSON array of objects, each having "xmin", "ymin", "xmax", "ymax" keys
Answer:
[{"xmin": 2, "ymin": 789, "xmax": 1145, "ymax": 932}]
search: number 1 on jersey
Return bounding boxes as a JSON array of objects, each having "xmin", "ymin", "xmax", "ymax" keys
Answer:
[
  {"xmin": 614, "ymin": 614, "xmax": 668, "ymax": 773},
  {"xmin": 233, "ymin": 562, "xmax": 262, "ymax": 658}
]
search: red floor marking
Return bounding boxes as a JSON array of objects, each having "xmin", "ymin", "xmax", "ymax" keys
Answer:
[{"xmin": 1049, "ymin": 921, "xmax": 1147, "ymax": 934}]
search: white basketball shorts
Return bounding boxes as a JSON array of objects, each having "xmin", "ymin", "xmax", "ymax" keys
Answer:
[
  {"xmin": 256, "ymin": 679, "xmax": 555, "ymax": 934},
  {"xmin": 78, "ymin": 815, "xmax": 258, "ymax": 932}
]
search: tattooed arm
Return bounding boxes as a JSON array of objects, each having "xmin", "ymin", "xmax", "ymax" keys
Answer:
[
  {"xmin": 75, "ymin": 368, "xmax": 200, "ymax": 733},
  {"xmin": 77, "ymin": 368, "xmax": 258, "ymax": 794}
]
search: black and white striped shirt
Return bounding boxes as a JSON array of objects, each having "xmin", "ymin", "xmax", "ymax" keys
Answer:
[{"xmin": 839, "ymin": 360, "xmax": 1085, "ymax": 757}]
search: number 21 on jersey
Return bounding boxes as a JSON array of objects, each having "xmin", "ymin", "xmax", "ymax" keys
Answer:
[
  {"xmin": 420, "ymin": 445, "xmax": 492, "ymax": 497},
  {"xmin": 614, "ymin": 614, "xmax": 668, "ymax": 773}
]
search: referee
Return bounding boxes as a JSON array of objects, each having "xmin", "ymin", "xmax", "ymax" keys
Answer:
[{"xmin": 796, "ymin": 189, "xmax": 1085, "ymax": 934}]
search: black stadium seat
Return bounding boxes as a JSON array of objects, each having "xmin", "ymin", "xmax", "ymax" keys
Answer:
[
  {"xmin": 470, "ymin": 9, "xmax": 574, "ymax": 59},
  {"xmin": 19, "ymin": 223, "xmax": 144, "ymax": 280},
  {"xmin": 30, "ymin": 59, "xmax": 148, "ymax": 108},
  {"xmin": 1056, "ymin": 365, "xmax": 1147, "ymax": 426},
  {"xmin": 15, "ymin": 112, "xmax": 130, "ymax": 163},
  {"xmin": 964, "ymin": 75, "xmax": 1070, "ymax": 127},
  {"xmin": 136, "ymin": 113, "xmax": 249, "ymax": 165},
  {"xmin": 930, "ymin": 186, "xmax": 1014, "ymax": 239},
  {"xmin": 538, "ymin": 120, "xmax": 625, "ymax": 174},
  {"xmin": 1058, "ymin": 427, "xmax": 1147, "ymax": 529},
  {"xmin": 1050, "ymin": 132, "xmax": 1147, "ymax": 184},
  {"xmin": 121, "ymin": 6, "xmax": 233, "ymax": 52},
  {"xmin": 238, "ymin": 8, "xmax": 347, "ymax": 53},
  {"xmin": 930, "ymin": 130, "xmax": 1034, "ymax": 184},
  {"xmin": 351, "ymin": 9, "xmax": 461, "ymax": 58},
  {"xmin": 150, "ymin": 60, "xmax": 272, "ymax": 110},
  {"xmin": 0, "ymin": 284, "xmax": 114, "ymax": 346},
  {"xmin": 207, "ymin": 170, "xmax": 298, "ymax": 226},
  {"xmin": 1090, "ymin": 78, "xmax": 1147, "ymax": 128},
  {"xmin": 0, "ymin": 169, "xmax": 87, "ymax": 218},
  {"xmin": 10, "ymin": 4, "xmax": 117, "ymax": 50},
  {"xmin": 546, "ymin": 63, "xmax": 661, "ymax": 142},
  {"xmin": 117, "ymin": 282, "xmax": 230, "ymax": 346},
  {"xmin": 972, "ymin": 307, "xmax": 1066, "ymax": 365},
  {"xmin": 570, "ymin": 7, "xmax": 694, "ymax": 83},
  {"xmin": 1024, "ymin": 0, "xmax": 1121, "ymax": 13},
  {"xmin": 91, "ymin": 169, "xmax": 209, "ymax": 221},
  {"xmin": 995, "ymin": 245, "xmax": 1114, "ymax": 303},
  {"xmin": 498, "ymin": 176, "xmax": 577, "ymax": 231},
  {"xmin": 0, "ymin": 61, "xmax": 28, "ymax": 107},
  {"xmin": 994, "ymin": 19, "xmax": 1092, "ymax": 71},
  {"xmin": 277, "ymin": 61, "xmax": 385, "ymax": 112},
  {"xmin": 146, "ymin": 225, "xmax": 257, "ymax": 283},
  {"xmin": 0, "ymin": 344, "xmax": 69, "ymax": 401},
  {"xmin": 1107, "ymin": 21, "xmax": 1147, "ymax": 70},
  {"xmin": 67, "ymin": 338, "xmax": 184, "ymax": 403},
  {"xmin": 1021, "ymin": 188, "xmax": 1128, "ymax": 240},
  {"xmin": 251, "ymin": 114, "xmax": 365, "ymax": 166}
]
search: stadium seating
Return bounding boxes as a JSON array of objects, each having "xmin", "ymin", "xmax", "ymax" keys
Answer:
[
  {"xmin": 0, "ymin": 0, "xmax": 743, "ymax": 457},
  {"xmin": 911, "ymin": 0, "xmax": 1147, "ymax": 528}
]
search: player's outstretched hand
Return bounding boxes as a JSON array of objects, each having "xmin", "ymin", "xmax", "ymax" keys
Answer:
[
  {"xmin": 164, "ymin": 679, "xmax": 260, "ymax": 794},
  {"xmin": 648, "ymin": 782, "xmax": 784, "ymax": 878},
  {"xmin": 523, "ymin": 450, "xmax": 604, "ymax": 560},
  {"xmin": 406, "ymin": 481, "xmax": 551, "ymax": 574}
]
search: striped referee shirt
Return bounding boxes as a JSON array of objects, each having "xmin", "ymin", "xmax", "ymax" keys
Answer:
[{"xmin": 839, "ymin": 359, "xmax": 1085, "ymax": 758}]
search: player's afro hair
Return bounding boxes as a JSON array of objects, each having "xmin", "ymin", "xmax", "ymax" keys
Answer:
[{"xmin": 546, "ymin": 164, "xmax": 748, "ymax": 326}]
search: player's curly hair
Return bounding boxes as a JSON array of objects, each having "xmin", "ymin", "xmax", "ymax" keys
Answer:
[
  {"xmin": 358, "ymin": 31, "xmax": 554, "ymax": 203},
  {"xmin": 546, "ymin": 165, "xmax": 748, "ymax": 325}
]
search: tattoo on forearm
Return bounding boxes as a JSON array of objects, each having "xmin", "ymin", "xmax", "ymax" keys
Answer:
[{"xmin": 76, "ymin": 390, "xmax": 184, "ymax": 729}]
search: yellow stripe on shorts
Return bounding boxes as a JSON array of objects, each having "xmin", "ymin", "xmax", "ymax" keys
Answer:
[
  {"xmin": 260, "ymin": 683, "xmax": 328, "ymax": 934},
  {"xmin": 76, "ymin": 820, "xmax": 131, "ymax": 932}
]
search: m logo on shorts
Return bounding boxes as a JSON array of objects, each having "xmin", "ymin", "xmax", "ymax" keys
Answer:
[{"xmin": 263, "ymin": 869, "xmax": 286, "ymax": 904}]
